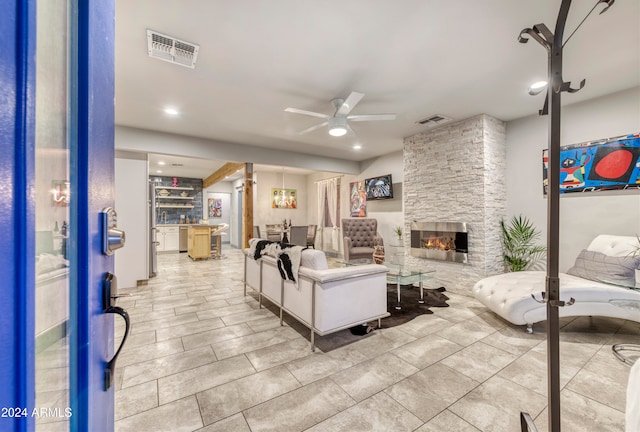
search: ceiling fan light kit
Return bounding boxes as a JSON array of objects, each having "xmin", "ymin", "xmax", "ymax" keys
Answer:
[
  {"xmin": 285, "ymin": 91, "xmax": 396, "ymax": 137},
  {"xmin": 328, "ymin": 117, "xmax": 348, "ymax": 136}
]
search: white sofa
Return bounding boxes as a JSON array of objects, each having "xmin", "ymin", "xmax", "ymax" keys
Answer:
[
  {"xmin": 473, "ymin": 235, "xmax": 640, "ymax": 332},
  {"xmin": 244, "ymin": 245, "xmax": 389, "ymax": 350}
]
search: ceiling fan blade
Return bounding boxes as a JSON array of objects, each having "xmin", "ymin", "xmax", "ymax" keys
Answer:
[
  {"xmin": 336, "ymin": 91, "xmax": 364, "ymax": 116},
  {"xmin": 345, "ymin": 123, "xmax": 356, "ymax": 136},
  {"xmin": 298, "ymin": 121, "xmax": 328, "ymax": 135},
  {"xmin": 284, "ymin": 107, "xmax": 329, "ymax": 119},
  {"xmin": 348, "ymin": 113, "xmax": 396, "ymax": 122}
]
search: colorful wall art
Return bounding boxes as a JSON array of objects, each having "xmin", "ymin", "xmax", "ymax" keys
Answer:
[
  {"xmin": 349, "ymin": 180, "xmax": 367, "ymax": 217},
  {"xmin": 271, "ymin": 188, "xmax": 297, "ymax": 209},
  {"xmin": 208, "ymin": 198, "xmax": 222, "ymax": 217},
  {"xmin": 542, "ymin": 133, "xmax": 640, "ymax": 195}
]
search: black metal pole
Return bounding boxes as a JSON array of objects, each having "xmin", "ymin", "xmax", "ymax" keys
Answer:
[
  {"xmin": 519, "ymin": 2, "xmax": 614, "ymax": 431},
  {"xmin": 546, "ymin": 3, "xmax": 571, "ymax": 430}
]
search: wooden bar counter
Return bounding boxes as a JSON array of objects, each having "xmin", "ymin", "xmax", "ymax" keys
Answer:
[{"xmin": 187, "ymin": 225, "xmax": 214, "ymax": 259}]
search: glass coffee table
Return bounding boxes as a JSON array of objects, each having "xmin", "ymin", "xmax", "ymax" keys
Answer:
[{"xmin": 386, "ymin": 265, "xmax": 436, "ymax": 310}]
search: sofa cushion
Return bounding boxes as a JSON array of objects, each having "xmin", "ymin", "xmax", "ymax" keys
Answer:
[
  {"xmin": 566, "ymin": 249, "xmax": 639, "ymax": 288},
  {"xmin": 300, "ymin": 248, "xmax": 328, "ymax": 270}
]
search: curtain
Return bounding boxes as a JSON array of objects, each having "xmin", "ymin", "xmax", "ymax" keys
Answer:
[
  {"xmin": 316, "ymin": 181, "xmax": 327, "ymax": 250},
  {"xmin": 326, "ymin": 178, "xmax": 339, "ymax": 250},
  {"xmin": 316, "ymin": 178, "xmax": 340, "ymax": 251}
]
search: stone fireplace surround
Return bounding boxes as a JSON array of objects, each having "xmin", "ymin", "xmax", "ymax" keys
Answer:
[{"xmin": 403, "ymin": 114, "xmax": 506, "ymax": 293}]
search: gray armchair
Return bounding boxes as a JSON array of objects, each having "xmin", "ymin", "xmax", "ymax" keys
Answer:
[{"xmin": 342, "ymin": 218, "xmax": 383, "ymax": 263}]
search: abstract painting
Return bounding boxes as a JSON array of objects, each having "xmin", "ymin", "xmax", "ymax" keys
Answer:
[
  {"xmin": 543, "ymin": 133, "xmax": 640, "ymax": 195},
  {"xmin": 208, "ymin": 198, "xmax": 222, "ymax": 218},
  {"xmin": 271, "ymin": 188, "xmax": 297, "ymax": 209},
  {"xmin": 349, "ymin": 180, "xmax": 367, "ymax": 217}
]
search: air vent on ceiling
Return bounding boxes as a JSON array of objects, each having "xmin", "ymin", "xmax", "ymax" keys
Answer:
[
  {"xmin": 146, "ymin": 30, "xmax": 199, "ymax": 69},
  {"xmin": 416, "ymin": 114, "xmax": 453, "ymax": 127}
]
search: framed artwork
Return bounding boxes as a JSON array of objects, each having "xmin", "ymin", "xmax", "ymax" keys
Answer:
[
  {"xmin": 208, "ymin": 198, "xmax": 222, "ymax": 218},
  {"xmin": 349, "ymin": 180, "xmax": 367, "ymax": 217},
  {"xmin": 365, "ymin": 174, "xmax": 394, "ymax": 200},
  {"xmin": 271, "ymin": 188, "xmax": 297, "ymax": 209},
  {"xmin": 542, "ymin": 133, "xmax": 640, "ymax": 195},
  {"xmin": 51, "ymin": 180, "xmax": 70, "ymax": 207}
]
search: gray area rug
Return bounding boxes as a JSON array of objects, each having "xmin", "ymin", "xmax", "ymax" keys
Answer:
[{"xmin": 255, "ymin": 284, "xmax": 449, "ymax": 352}]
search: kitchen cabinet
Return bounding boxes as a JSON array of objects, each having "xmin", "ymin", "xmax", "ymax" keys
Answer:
[{"xmin": 157, "ymin": 226, "xmax": 179, "ymax": 253}]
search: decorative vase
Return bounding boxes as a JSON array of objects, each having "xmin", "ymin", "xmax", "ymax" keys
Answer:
[{"xmin": 372, "ymin": 245, "xmax": 385, "ymax": 264}]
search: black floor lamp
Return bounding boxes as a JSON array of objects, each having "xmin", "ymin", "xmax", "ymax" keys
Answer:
[{"xmin": 517, "ymin": 1, "xmax": 615, "ymax": 431}]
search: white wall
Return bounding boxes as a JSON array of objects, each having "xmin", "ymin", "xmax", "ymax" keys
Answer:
[
  {"xmin": 253, "ymin": 170, "xmax": 309, "ymax": 235},
  {"xmin": 506, "ymin": 86, "xmax": 640, "ymax": 271},
  {"xmin": 305, "ymin": 151, "xmax": 404, "ymax": 255},
  {"xmin": 203, "ymin": 182, "xmax": 232, "ymax": 243},
  {"xmin": 114, "ymin": 155, "xmax": 149, "ymax": 288}
]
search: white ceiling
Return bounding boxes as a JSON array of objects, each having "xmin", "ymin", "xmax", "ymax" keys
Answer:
[
  {"xmin": 147, "ymin": 153, "xmax": 314, "ymax": 180},
  {"xmin": 115, "ymin": 0, "xmax": 640, "ymax": 178}
]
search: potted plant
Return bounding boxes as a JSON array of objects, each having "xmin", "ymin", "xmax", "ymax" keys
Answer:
[
  {"xmin": 500, "ymin": 215, "xmax": 546, "ymax": 272},
  {"xmin": 394, "ymin": 226, "xmax": 403, "ymax": 240}
]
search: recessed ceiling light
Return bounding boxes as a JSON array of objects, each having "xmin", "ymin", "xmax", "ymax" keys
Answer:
[
  {"xmin": 158, "ymin": 161, "xmax": 166, "ymax": 166},
  {"xmin": 164, "ymin": 107, "xmax": 179, "ymax": 116},
  {"xmin": 528, "ymin": 80, "xmax": 548, "ymax": 95},
  {"xmin": 353, "ymin": 144, "xmax": 362, "ymax": 150},
  {"xmin": 156, "ymin": 170, "xmax": 163, "ymax": 174}
]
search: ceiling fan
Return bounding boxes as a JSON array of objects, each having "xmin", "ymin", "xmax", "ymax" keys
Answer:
[{"xmin": 284, "ymin": 91, "xmax": 396, "ymax": 137}]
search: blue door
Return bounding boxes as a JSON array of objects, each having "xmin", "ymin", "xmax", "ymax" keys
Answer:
[{"xmin": 0, "ymin": 1, "xmax": 116, "ymax": 431}]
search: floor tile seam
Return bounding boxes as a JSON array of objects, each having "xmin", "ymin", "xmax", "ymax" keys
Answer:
[
  {"xmin": 115, "ymin": 331, "xmax": 158, "ymax": 349},
  {"xmin": 114, "ymin": 394, "xmax": 201, "ymax": 428},
  {"xmin": 154, "ymin": 321, "xmax": 228, "ymax": 341},
  {"xmin": 195, "ymin": 372, "xmax": 304, "ymax": 427},
  {"xmin": 127, "ymin": 311, "xmax": 180, "ymax": 325},
  {"xmin": 563, "ymin": 379, "xmax": 628, "ymax": 414},
  {"xmin": 194, "ymin": 306, "xmax": 265, "ymax": 322},
  {"xmin": 150, "ymin": 301, "xmax": 209, "ymax": 313},
  {"xmin": 194, "ymin": 391, "xmax": 208, "ymax": 431},
  {"xmin": 118, "ymin": 339, "xmax": 186, "ymax": 369},
  {"xmin": 173, "ymin": 300, "xmax": 234, "ymax": 317},
  {"xmin": 605, "ymin": 319, "xmax": 638, "ymax": 343},
  {"xmin": 119, "ymin": 347, "xmax": 220, "ymax": 390},
  {"xmin": 381, "ymin": 360, "xmax": 485, "ymax": 412},
  {"xmin": 113, "ymin": 379, "xmax": 161, "ymax": 423},
  {"xmin": 434, "ymin": 325, "xmax": 499, "ymax": 348},
  {"xmin": 237, "ymin": 379, "xmax": 360, "ymax": 432},
  {"xmin": 558, "ymin": 386, "xmax": 626, "ymax": 417},
  {"xmin": 474, "ymin": 336, "xmax": 529, "ymax": 358},
  {"xmin": 435, "ymin": 408, "xmax": 483, "ymax": 431}
]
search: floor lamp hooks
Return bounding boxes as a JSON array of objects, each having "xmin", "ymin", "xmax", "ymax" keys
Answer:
[{"xmin": 516, "ymin": 1, "xmax": 615, "ymax": 432}]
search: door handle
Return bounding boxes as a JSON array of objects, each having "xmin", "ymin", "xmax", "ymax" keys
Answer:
[
  {"xmin": 101, "ymin": 207, "xmax": 126, "ymax": 255},
  {"xmin": 103, "ymin": 272, "xmax": 131, "ymax": 391}
]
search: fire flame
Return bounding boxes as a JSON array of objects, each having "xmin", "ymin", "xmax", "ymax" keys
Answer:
[{"xmin": 423, "ymin": 236, "xmax": 455, "ymax": 251}]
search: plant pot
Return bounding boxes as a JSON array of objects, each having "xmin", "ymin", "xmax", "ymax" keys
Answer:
[{"xmin": 372, "ymin": 246, "xmax": 385, "ymax": 264}]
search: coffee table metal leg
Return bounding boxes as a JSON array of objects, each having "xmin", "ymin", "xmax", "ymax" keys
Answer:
[
  {"xmin": 395, "ymin": 281, "xmax": 402, "ymax": 310},
  {"xmin": 418, "ymin": 281, "xmax": 425, "ymax": 304}
]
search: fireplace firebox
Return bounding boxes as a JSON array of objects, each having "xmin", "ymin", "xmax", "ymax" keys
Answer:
[{"xmin": 410, "ymin": 221, "xmax": 468, "ymax": 263}]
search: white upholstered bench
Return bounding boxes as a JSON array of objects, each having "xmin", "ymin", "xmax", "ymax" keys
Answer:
[{"xmin": 472, "ymin": 235, "xmax": 640, "ymax": 332}]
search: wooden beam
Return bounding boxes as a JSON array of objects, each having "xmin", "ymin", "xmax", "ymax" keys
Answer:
[
  {"xmin": 242, "ymin": 163, "xmax": 254, "ymax": 248},
  {"xmin": 202, "ymin": 162, "xmax": 244, "ymax": 188}
]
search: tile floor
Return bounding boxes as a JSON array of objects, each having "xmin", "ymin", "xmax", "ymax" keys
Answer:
[{"xmin": 113, "ymin": 248, "xmax": 639, "ymax": 432}]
